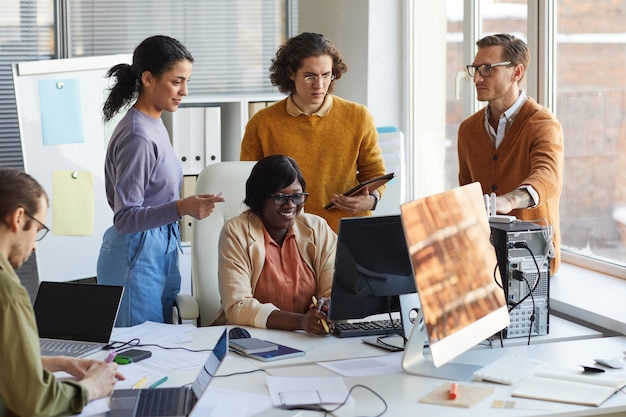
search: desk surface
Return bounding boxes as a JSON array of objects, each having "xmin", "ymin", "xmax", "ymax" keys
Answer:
[{"xmin": 86, "ymin": 319, "xmax": 620, "ymax": 417}]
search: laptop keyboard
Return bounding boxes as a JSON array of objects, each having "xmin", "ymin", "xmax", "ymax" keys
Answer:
[
  {"xmin": 40, "ymin": 340, "xmax": 101, "ymax": 357},
  {"xmin": 137, "ymin": 387, "xmax": 186, "ymax": 416}
]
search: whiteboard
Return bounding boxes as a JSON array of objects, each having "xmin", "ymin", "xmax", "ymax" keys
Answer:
[{"xmin": 12, "ymin": 54, "xmax": 131, "ymax": 282}]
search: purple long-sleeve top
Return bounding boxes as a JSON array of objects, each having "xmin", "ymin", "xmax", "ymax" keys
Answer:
[{"xmin": 104, "ymin": 107, "xmax": 182, "ymax": 234}]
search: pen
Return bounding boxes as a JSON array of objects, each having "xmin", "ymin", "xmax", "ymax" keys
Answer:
[
  {"xmin": 449, "ymin": 382, "xmax": 458, "ymax": 400},
  {"xmin": 132, "ymin": 376, "xmax": 148, "ymax": 389},
  {"xmin": 149, "ymin": 376, "xmax": 168, "ymax": 389},
  {"xmin": 311, "ymin": 296, "xmax": 329, "ymax": 334},
  {"xmin": 104, "ymin": 350, "xmax": 117, "ymax": 364}
]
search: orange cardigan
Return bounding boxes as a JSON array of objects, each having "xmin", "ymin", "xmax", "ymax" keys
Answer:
[{"xmin": 458, "ymin": 97, "xmax": 564, "ymax": 273}]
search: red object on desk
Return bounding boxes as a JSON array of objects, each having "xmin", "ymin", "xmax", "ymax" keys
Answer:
[{"xmin": 449, "ymin": 382, "xmax": 458, "ymax": 400}]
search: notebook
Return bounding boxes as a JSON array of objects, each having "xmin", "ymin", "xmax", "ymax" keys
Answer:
[
  {"xmin": 34, "ymin": 281, "xmax": 124, "ymax": 358},
  {"xmin": 108, "ymin": 328, "xmax": 228, "ymax": 417},
  {"xmin": 229, "ymin": 337, "xmax": 278, "ymax": 354}
]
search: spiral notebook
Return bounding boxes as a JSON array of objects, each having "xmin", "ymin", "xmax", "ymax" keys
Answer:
[
  {"xmin": 230, "ymin": 341, "xmax": 305, "ymax": 362},
  {"xmin": 229, "ymin": 337, "xmax": 278, "ymax": 354}
]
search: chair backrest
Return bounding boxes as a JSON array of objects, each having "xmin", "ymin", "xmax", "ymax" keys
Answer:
[{"xmin": 191, "ymin": 161, "xmax": 256, "ymax": 326}]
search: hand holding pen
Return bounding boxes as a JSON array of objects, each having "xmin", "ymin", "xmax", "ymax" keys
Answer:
[{"xmin": 312, "ymin": 296, "xmax": 330, "ymax": 334}]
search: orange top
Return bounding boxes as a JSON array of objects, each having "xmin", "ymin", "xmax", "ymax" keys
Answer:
[{"xmin": 254, "ymin": 226, "xmax": 316, "ymax": 314}]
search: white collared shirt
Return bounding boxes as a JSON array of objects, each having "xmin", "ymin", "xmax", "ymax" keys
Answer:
[{"xmin": 484, "ymin": 91, "xmax": 539, "ymax": 208}]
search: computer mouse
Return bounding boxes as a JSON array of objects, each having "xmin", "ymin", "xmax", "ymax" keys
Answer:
[
  {"xmin": 228, "ymin": 327, "xmax": 251, "ymax": 340},
  {"xmin": 594, "ymin": 357, "xmax": 625, "ymax": 369}
]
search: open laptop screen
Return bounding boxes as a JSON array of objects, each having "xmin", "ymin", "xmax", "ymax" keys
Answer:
[{"xmin": 34, "ymin": 281, "xmax": 123, "ymax": 342}]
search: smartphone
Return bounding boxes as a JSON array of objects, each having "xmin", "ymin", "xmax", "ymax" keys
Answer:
[{"xmin": 114, "ymin": 348, "xmax": 152, "ymax": 364}]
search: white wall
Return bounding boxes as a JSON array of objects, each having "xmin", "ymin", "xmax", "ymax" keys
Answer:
[
  {"xmin": 297, "ymin": 0, "xmax": 405, "ymax": 132},
  {"xmin": 298, "ymin": 0, "xmax": 448, "ymax": 202},
  {"xmin": 410, "ymin": 1, "xmax": 448, "ymax": 199}
]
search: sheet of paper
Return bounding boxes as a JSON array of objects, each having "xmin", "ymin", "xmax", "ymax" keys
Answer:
[
  {"xmin": 111, "ymin": 321, "xmax": 195, "ymax": 345},
  {"xmin": 266, "ymin": 376, "xmax": 350, "ymax": 407},
  {"xmin": 317, "ymin": 351, "xmax": 403, "ymax": 377},
  {"xmin": 39, "ymin": 78, "xmax": 84, "ymax": 145},
  {"xmin": 113, "ymin": 363, "xmax": 168, "ymax": 390},
  {"xmin": 52, "ymin": 170, "xmax": 94, "ymax": 236},
  {"xmin": 190, "ymin": 387, "xmax": 273, "ymax": 417}
]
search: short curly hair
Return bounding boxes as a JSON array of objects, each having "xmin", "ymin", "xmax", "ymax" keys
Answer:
[{"xmin": 269, "ymin": 32, "xmax": 348, "ymax": 95}]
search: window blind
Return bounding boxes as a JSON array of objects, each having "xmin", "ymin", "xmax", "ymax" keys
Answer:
[
  {"xmin": 0, "ymin": 0, "xmax": 54, "ymax": 168},
  {"xmin": 67, "ymin": 0, "xmax": 290, "ymax": 95}
]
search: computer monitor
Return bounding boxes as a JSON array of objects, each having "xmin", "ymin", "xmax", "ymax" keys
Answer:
[
  {"xmin": 400, "ymin": 182, "xmax": 510, "ymax": 380},
  {"xmin": 328, "ymin": 214, "xmax": 417, "ymax": 322}
]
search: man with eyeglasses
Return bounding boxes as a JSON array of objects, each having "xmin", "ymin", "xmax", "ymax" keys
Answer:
[
  {"xmin": 240, "ymin": 32, "xmax": 387, "ymax": 232},
  {"xmin": 458, "ymin": 33, "xmax": 563, "ymax": 273},
  {"xmin": 0, "ymin": 168, "xmax": 122, "ymax": 416}
]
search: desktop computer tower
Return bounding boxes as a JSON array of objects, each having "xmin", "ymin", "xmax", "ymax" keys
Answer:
[{"xmin": 490, "ymin": 221, "xmax": 550, "ymax": 339}]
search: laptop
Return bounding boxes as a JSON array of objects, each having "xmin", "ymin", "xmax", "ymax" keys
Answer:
[
  {"xmin": 34, "ymin": 281, "xmax": 124, "ymax": 358},
  {"xmin": 108, "ymin": 328, "xmax": 228, "ymax": 417}
]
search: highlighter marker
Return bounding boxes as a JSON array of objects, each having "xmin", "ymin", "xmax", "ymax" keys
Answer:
[
  {"xmin": 132, "ymin": 376, "xmax": 148, "ymax": 389},
  {"xmin": 149, "ymin": 376, "xmax": 168, "ymax": 389},
  {"xmin": 449, "ymin": 382, "xmax": 458, "ymax": 400},
  {"xmin": 104, "ymin": 350, "xmax": 117, "ymax": 364}
]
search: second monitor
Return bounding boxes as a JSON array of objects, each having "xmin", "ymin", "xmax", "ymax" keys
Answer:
[{"xmin": 329, "ymin": 214, "xmax": 418, "ymax": 327}]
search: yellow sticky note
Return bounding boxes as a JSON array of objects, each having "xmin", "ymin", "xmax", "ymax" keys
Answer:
[{"xmin": 52, "ymin": 170, "xmax": 94, "ymax": 236}]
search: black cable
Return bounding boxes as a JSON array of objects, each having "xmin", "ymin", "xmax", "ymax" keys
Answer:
[
  {"xmin": 385, "ymin": 296, "xmax": 406, "ymax": 341},
  {"xmin": 506, "ymin": 242, "xmax": 541, "ymax": 345},
  {"xmin": 322, "ymin": 384, "xmax": 388, "ymax": 417},
  {"xmin": 135, "ymin": 343, "xmax": 212, "ymax": 353},
  {"xmin": 107, "ymin": 339, "xmax": 212, "ymax": 353},
  {"xmin": 213, "ymin": 368, "xmax": 268, "ymax": 378}
]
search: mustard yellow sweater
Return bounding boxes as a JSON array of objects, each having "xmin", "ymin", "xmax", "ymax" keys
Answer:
[
  {"xmin": 458, "ymin": 97, "xmax": 563, "ymax": 273},
  {"xmin": 241, "ymin": 95, "xmax": 387, "ymax": 232}
]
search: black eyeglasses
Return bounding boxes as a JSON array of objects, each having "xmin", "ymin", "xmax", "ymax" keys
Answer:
[
  {"xmin": 268, "ymin": 193, "xmax": 309, "ymax": 206},
  {"xmin": 466, "ymin": 61, "xmax": 512, "ymax": 78},
  {"xmin": 21, "ymin": 208, "xmax": 50, "ymax": 241}
]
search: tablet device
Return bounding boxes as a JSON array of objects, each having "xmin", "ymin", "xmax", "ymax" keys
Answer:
[{"xmin": 325, "ymin": 173, "xmax": 395, "ymax": 209}]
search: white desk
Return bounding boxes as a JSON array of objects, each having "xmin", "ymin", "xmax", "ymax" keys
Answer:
[
  {"xmin": 200, "ymin": 329, "xmax": 626, "ymax": 417},
  {"xmin": 86, "ymin": 320, "xmax": 618, "ymax": 417}
]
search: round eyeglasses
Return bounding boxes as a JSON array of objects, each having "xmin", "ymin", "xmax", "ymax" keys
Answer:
[
  {"xmin": 466, "ymin": 61, "xmax": 512, "ymax": 78},
  {"xmin": 303, "ymin": 74, "xmax": 336, "ymax": 84},
  {"xmin": 268, "ymin": 193, "xmax": 309, "ymax": 206},
  {"xmin": 21, "ymin": 208, "xmax": 50, "ymax": 241}
]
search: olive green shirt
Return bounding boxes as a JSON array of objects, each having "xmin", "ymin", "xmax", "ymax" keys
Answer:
[{"xmin": 0, "ymin": 254, "xmax": 88, "ymax": 416}]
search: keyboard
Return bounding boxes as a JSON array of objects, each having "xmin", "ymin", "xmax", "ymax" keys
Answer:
[
  {"xmin": 137, "ymin": 387, "xmax": 187, "ymax": 416},
  {"xmin": 40, "ymin": 339, "xmax": 103, "ymax": 357},
  {"xmin": 333, "ymin": 319, "xmax": 402, "ymax": 338},
  {"xmin": 472, "ymin": 353, "xmax": 546, "ymax": 385}
]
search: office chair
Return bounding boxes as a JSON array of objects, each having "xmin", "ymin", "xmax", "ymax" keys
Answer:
[{"xmin": 173, "ymin": 161, "xmax": 256, "ymax": 326}]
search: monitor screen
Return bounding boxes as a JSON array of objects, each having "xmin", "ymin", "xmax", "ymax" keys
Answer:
[
  {"xmin": 329, "ymin": 214, "xmax": 417, "ymax": 321},
  {"xmin": 400, "ymin": 182, "xmax": 510, "ymax": 380}
]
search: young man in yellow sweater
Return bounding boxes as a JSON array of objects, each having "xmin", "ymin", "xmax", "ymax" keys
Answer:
[
  {"xmin": 240, "ymin": 32, "xmax": 387, "ymax": 232},
  {"xmin": 458, "ymin": 34, "xmax": 563, "ymax": 273}
]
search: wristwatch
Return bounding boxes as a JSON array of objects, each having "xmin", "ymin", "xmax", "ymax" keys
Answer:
[{"xmin": 370, "ymin": 193, "xmax": 379, "ymax": 210}]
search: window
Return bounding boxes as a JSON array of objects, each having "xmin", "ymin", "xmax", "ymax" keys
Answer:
[
  {"xmin": 556, "ymin": 0, "xmax": 626, "ymax": 270},
  {"xmin": 438, "ymin": 0, "xmax": 626, "ymax": 276},
  {"xmin": 0, "ymin": 0, "xmax": 54, "ymax": 168}
]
